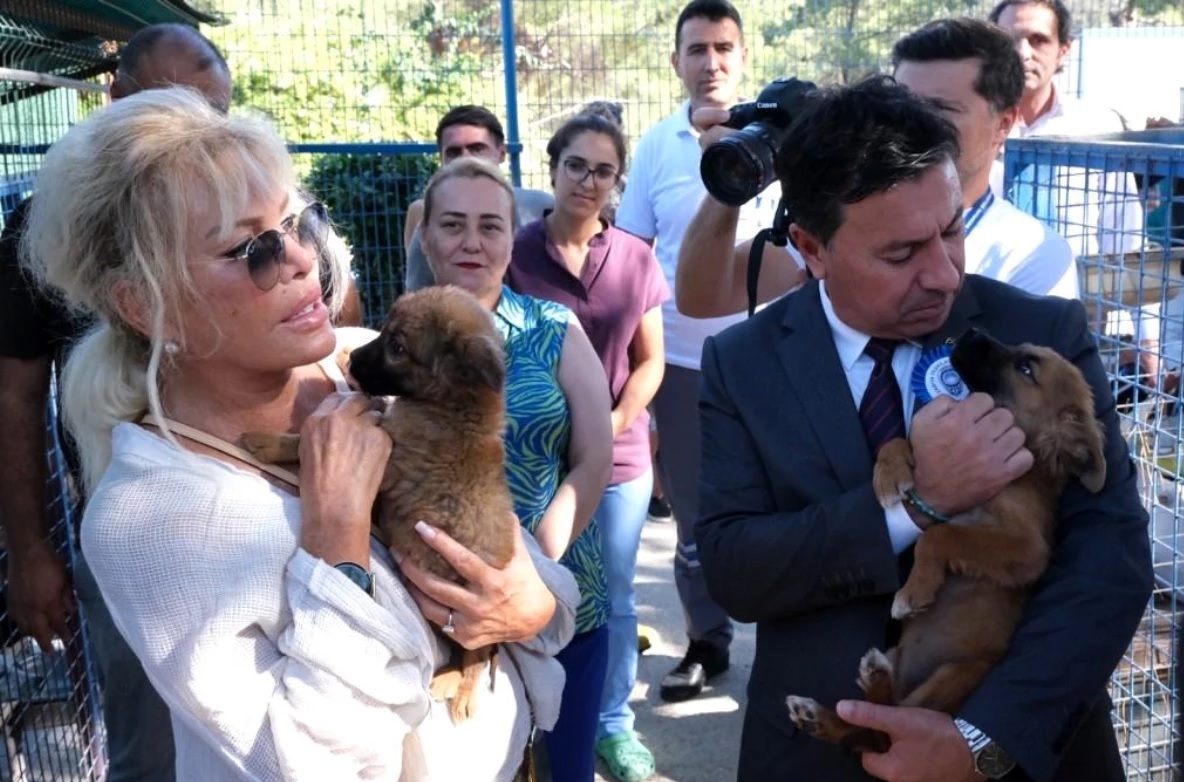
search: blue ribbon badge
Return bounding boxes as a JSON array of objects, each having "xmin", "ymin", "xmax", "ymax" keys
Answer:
[{"xmin": 911, "ymin": 344, "xmax": 969, "ymax": 406}]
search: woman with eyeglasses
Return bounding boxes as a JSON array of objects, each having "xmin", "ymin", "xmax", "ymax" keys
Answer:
[
  {"xmin": 508, "ymin": 113, "xmax": 669, "ymax": 782},
  {"xmin": 20, "ymin": 87, "xmax": 579, "ymax": 781}
]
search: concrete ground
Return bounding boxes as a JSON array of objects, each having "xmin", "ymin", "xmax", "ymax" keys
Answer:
[{"xmin": 594, "ymin": 517, "xmax": 755, "ymax": 782}]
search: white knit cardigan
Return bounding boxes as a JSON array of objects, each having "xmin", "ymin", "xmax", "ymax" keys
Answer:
[{"xmin": 81, "ymin": 330, "xmax": 578, "ymax": 781}]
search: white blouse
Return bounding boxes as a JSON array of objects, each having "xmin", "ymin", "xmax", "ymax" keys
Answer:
[{"xmin": 81, "ymin": 333, "xmax": 578, "ymax": 781}]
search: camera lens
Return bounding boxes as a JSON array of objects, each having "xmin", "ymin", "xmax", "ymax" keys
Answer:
[{"xmin": 700, "ymin": 123, "xmax": 780, "ymax": 207}]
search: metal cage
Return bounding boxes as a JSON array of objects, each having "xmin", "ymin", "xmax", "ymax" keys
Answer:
[{"xmin": 1006, "ymin": 129, "xmax": 1184, "ymax": 781}]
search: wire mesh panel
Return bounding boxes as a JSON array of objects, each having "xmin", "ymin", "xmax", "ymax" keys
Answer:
[
  {"xmin": 1007, "ymin": 130, "xmax": 1184, "ymax": 780},
  {"xmin": 0, "ymin": 380, "xmax": 105, "ymax": 782},
  {"xmin": 294, "ymin": 144, "xmax": 438, "ymax": 322},
  {"xmin": 0, "ymin": 67, "xmax": 106, "ymax": 781},
  {"xmin": 200, "ymin": 0, "xmax": 1183, "ymax": 327}
]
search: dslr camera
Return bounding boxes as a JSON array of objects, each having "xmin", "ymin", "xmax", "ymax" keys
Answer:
[{"xmin": 700, "ymin": 76, "xmax": 818, "ymax": 207}]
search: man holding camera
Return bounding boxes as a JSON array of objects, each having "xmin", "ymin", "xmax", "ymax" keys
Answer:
[
  {"xmin": 614, "ymin": 0, "xmax": 795, "ymax": 711},
  {"xmin": 677, "ymin": 18, "xmax": 1076, "ymax": 321},
  {"xmin": 695, "ymin": 75, "xmax": 1149, "ymax": 782}
]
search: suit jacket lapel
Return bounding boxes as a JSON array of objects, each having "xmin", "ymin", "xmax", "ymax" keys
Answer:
[
  {"xmin": 777, "ymin": 282, "xmax": 872, "ymax": 489},
  {"xmin": 776, "ymin": 280, "xmax": 985, "ymax": 491}
]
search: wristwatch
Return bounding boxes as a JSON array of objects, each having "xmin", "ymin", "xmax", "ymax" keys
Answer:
[
  {"xmin": 333, "ymin": 561, "xmax": 375, "ymax": 598},
  {"xmin": 954, "ymin": 718, "xmax": 1016, "ymax": 779}
]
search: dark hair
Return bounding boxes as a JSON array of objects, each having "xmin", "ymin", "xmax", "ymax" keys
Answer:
[
  {"xmin": 579, "ymin": 100, "xmax": 624, "ymax": 129},
  {"xmin": 546, "ymin": 113, "xmax": 628, "ymax": 174},
  {"xmin": 435, "ymin": 105, "xmax": 506, "ymax": 149},
  {"xmin": 117, "ymin": 23, "xmax": 228, "ymax": 81},
  {"xmin": 675, "ymin": 0, "xmax": 743, "ymax": 51},
  {"xmin": 891, "ymin": 18, "xmax": 1023, "ymax": 114},
  {"xmin": 775, "ymin": 75, "xmax": 960, "ymax": 246},
  {"xmin": 988, "ymin": 0, "xmax": 1073, "ymax": 44}
]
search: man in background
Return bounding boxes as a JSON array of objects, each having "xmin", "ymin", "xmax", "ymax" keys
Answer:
[
  {"xmin": 401, "ymin": 104, "xmax": 552, "ymax": 292},
  {"xmin": 674, "ymin": 18, "xmax": 1074, "ymax": 321},
  {"xmin": 988, "ymin": 0, "xmax": 1143, "ymax": 259},
  {"xmin": 616, "ymin": 0, "xmax": 791, "ymax": 721}
]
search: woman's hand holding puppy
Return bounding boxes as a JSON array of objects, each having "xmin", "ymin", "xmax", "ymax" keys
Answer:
[
  {"xmin": 397, "ymin": 520, "xmax": 557, "ymax": 649},
  {"xmin": 298, "ymin": 392, "xmax": 392, "ymax": 567}
]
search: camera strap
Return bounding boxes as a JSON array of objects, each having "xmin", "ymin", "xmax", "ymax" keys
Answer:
[{"xmin": 745, "ymin": 196, "xmax": 795, "ymax": 318}]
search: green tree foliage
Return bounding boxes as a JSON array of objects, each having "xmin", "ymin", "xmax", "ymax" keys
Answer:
[
  {"xmin": 208, "ymin": 1, "xmax": 506, "ymax": 143},
  {"xmin": 305, "ymin": 152, "xmax": 437, "ymax": 310}
]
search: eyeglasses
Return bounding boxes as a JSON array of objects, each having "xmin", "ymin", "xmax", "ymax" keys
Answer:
[
  {"xmin": 561, "ymin": 158, "xmax": 620, "ymax": 189},
  {"xmin": 223, "ymin": 202, "xmax": 330, "ymax": 291}
]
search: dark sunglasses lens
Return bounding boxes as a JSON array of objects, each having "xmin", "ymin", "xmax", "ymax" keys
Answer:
[
  {"xmin": 247, "ymin": 231, "xmax": 284, "ymax": 291},
  {"xmin": 297, "ymin": 203, "xmax": 329, "ymax": 247}
]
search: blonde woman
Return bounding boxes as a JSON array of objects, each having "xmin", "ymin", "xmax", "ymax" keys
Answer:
[{"xmin": 20, "ymin": 87, "xmax": 577, "ymax": 781}]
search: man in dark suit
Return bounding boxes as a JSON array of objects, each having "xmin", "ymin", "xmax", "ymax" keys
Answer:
[{"xmin": 695, "ymin": 76, "xmax": 1152, "ymax": 781}]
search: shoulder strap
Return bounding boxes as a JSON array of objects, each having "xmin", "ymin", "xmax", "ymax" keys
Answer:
[{"xmin": 140, "ymin": 414, "xmax": 301, "ymax": 488}]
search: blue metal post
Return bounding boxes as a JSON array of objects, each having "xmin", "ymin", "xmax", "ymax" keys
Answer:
[{"xmin": 500, "ymin": 0, "xmax": 523, "ymax": 187}]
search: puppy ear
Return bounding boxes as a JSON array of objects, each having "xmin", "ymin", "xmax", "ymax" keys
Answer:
[
  {"xmin": 1059, "ymin": 404, "xmax": 1106, "ymax": 493},
  {"xmin": 460, "ymin": 333, "xmax": 505, "ymax": 391}
]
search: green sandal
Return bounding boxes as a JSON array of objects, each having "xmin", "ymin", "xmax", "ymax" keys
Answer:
[{"xmin": 596, "ymin": 731, "xmax": 656, "ymax": 782}]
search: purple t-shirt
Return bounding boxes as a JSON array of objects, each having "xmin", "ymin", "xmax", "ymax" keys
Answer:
[{"xmin": 509, "ymin": 217, "xmax": 670, "ymax": 484}]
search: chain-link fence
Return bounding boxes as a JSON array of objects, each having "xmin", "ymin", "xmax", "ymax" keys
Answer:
[
  {"xmin": 1005, "ymin": 129, "xmax": 1184, "ymax": 781},
  {"xmin": 202, "ymin": 0, "xmax": 1184, "ymax": 326},
  {"xmin": 2, "ymin": 0, "xmax": 1183, "ymax": 779}
]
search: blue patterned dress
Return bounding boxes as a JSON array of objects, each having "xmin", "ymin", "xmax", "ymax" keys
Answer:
[{"xmin": 494, "ymin": 286, "xmax": 610, "ymax": 633}]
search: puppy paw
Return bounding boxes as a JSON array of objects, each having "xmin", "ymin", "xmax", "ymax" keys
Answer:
[
  {"xmin": 890, "ymin": 586, "xmax": 933, "ymax": 620},
  {"xmin": 872, "ymin": 438, "xmax": 915, "ymax": 508},
  {"xmin": 786, "ymin": 695, "xmax": 825, "ymax": 737},
  {"xmin": 239, "ymin": 431, "xmax": 299, "ymax": 464},
  {"xmin": 336, "ymin": 346, "xmax": 353, "ymax": 379},
  {"xmin": 857, "ymin": 649, "xmax": 894, "ymax": 705},
  {"xmin": 429, "ymin": 667, "xmax": 462, "ymax": 703},
  {"xmin": 449, "ymin": 685, "xmax": 479, "ymax": 724}
]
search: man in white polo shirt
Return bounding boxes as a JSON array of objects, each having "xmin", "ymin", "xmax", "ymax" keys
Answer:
[
  {"xmin": 616, "ymin": 0, "xmax": 784, "ymax": 711},
  {"xmin": 675, "ymin": 18, "xmax": 1075, "ymax": 323},
  {"xmin": 988, "ymin": 0, "xmax": 1143, "ymax": 260},
  {"xmin": 893, "ymin": 19, "xmax": 1077, "ymax": 298}
]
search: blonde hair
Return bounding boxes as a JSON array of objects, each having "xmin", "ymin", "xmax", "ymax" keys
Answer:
[
  {"xmin": 20, "ymin": 87, "xmax": 352, "ymax": 493},
  {"xmin": 422, "ymin": 156, "xmax": 518, "ymax": 228}
]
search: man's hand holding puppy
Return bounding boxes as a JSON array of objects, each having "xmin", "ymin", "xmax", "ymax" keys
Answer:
[
  {"xmin": 836, "ymin": 701, "xmax": 985, "ymax": 782},
  {"xmin": 906, "ymin": 392, "xmax": 1034, "ymax": 525}
]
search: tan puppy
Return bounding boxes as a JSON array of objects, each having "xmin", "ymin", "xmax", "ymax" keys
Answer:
[
  {"xmin": 244, "ymin": 285, "xmax": 518, "ymax": 723},
  {"xmin": 786, "ymin": 327, "xmax": 1106, "ymax": 753}
]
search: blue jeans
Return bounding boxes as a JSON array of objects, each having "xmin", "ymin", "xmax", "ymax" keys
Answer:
[
  {"xmin": 595, "ymin": 470, "xmax": 653, "ymax": 740},
  {"xmin": 73, "ymin": 552, "xmax": 175, "ymax": 782},
  {"xmin": 544, "ymin": 625, "xmax": 609, "ymax": 781}
]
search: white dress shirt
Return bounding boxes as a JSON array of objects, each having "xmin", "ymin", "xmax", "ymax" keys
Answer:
[{"xmin": 819, "ymin": 282, "xmax": 924, "ymax": 553}]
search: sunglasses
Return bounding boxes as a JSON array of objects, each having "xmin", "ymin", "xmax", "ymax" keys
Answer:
[{"xmin": 222, "ymin": 202, "xmax": 330, "ymax": 291}]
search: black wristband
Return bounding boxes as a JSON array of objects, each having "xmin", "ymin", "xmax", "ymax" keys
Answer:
[{"xmin": 901, "ymin": 488, "xmax": 953, "ymax": 525}]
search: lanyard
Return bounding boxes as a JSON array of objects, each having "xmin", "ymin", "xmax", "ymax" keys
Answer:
[{"xmin": 964, "ymin": 189, "xmax": 995, "ymax": 237}]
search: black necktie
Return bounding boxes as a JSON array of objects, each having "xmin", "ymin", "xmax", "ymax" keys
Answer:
[
  {"xmin": 859, "ymin": 338, "xmax": 905, "ymax": 456},
  {"xmin": 861, "ymin": 338, "xmax": 915, "ymax": 646}
]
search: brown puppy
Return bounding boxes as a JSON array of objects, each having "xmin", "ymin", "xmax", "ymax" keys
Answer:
[
  {"xmin": 786, "ymin": 327, "xmax": 1106, "ymax": 753},
  {"xmin": 243, "ymin": 285, "xmax": 518, "ymax": 723}
]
